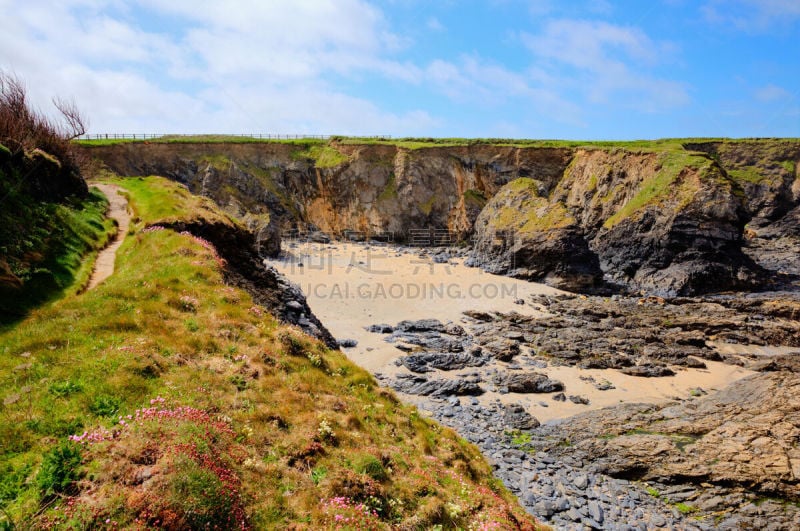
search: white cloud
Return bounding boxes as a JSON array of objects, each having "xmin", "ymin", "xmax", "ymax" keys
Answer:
[
  {"xmin": 702, "ymin": 0, "xmax": 800, "ymax": 32},
  {"xmin": 426, "ymin": 16, "xmax": 444, "ymax": 31},
  {"xmin": 0, "ymin": 0, "xmax": 435, "ymax": 135},
  {"xmin": 424, "ymin": 56, "xmax": 584, "ymax": 125},
  {"xmin": 521, "ymin": 19, "xmax": 688, "ymax": 111},
  {"xmin": 755, "ymin": 84, "xmax": 792, "ymax": 102}
]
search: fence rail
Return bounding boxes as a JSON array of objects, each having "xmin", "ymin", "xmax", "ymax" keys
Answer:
[{"xmin": 77, "ymin": 133, "xmax": 391, "ymax": 141}]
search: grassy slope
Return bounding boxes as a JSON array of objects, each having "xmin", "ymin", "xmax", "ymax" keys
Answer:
[
  {"xmin": 0, "ymin": 159, "xmax": 116, "ymax": 324},
  {"xmin": 0, "ymin": 176, "xmax": 542, "ymax": 530}
]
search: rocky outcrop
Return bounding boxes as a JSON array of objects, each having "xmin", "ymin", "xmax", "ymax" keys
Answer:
[
  {"xmin": 472, "ymin": 149, "xmax": 764, "ymax": 295},
  {"xmin": 531, "ymin": 366, "xmax": 800, "ymax": 526},
  {"xmin": 470, "ymin": 178, "xmax": 602, "ymax": 291},
  {"xmin": 687, "ymin": 140, "xmax": 800, "ymax": 284}
]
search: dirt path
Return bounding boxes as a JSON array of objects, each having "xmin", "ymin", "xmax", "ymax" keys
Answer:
[{"xmin": 86, "ymin": 183, "xmax": 131, "ymax": 290}]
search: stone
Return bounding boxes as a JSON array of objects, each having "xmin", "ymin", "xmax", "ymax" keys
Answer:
[
  {"xmin": 337, "ymin": 338, "xmax": 358, "ymax": 348},
  {"xmin": 494, "ymin": 372, "xmax": 565, "ymax": 393},
  {"xmin": 503, "ymin": 403, "xmax": 540, "ymax": 430}
]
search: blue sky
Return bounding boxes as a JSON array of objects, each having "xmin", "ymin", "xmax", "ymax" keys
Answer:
[{"xmin": 1, "ymin": 0, "xmax": 798, "ymax": 139}]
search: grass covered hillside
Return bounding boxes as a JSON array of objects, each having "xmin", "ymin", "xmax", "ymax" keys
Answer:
[{"xmin": 0, "ymin": 175, "xmax": 543, "ymax": 530}]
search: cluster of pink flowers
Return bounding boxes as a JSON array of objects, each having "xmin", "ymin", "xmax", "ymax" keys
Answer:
[
  {"xmin": 69, "ymin": 427, "xmax": 114, "ymax": 445},
  {"xmin": 70, "ymin": 398, "xmax": 235, "ymax": 445},
  {"xmin": 248, "ymin": 305, "xmax": 264, "ymax": 317},
  {"xmin": 321, "ymin": 497, "xmax": 381, "ymax": 530},
  {"xmin": 179, "ymin": 231, "xmax": 227, "ymax": 268},
  {"xmin": 178, "ymin": 294, "xmax": 199, "ymax": 312},
  {"xmin": 142, "ymin": 225, "xmax": 165, "ymax": 234}
]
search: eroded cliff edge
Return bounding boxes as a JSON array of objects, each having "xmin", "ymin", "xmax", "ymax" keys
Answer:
[{"xmin": 80, "ymin": 139, "xmax": 800, "ymax": 296}]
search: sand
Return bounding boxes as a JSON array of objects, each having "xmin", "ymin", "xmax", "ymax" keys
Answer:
[
  {"xmin": 87, "ymin": 183, "xmax": 130, "ymax": 290},
  {"xmin": 270, "ymin": 241, "xmax": 755, "ymax": 422}
]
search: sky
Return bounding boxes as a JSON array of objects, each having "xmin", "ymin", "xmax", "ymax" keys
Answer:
[{"xmin": 0, "ymin": 0, "xmax": 798, "ymax": 139}]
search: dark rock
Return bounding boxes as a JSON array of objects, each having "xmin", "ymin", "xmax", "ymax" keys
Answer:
[
  {"xmin": 494, "ymin": 372, "xmax": 565, "ymax": 393},
  {"xmin": 337, "ymin": 338, "xmax": 358, "ymax": 348},
  {"xmin": 400, "ymin": 352, "xmax": 488, "ymax": 373},
  {"xmin": 568, "ymin": 395, "xmax": 590, "ymax": 405},
  {"xmin": 503, "ymin": 403, "xmax": 540, "ymax": 430},
  {"xmin": 395, "ymin": 319, "xmax": 446, "ymax": 333},
  {"xmin": 390, "ymin": 374, "xmax": 483, "ymax": 397},
  {"xmin": 620, "ymin": 364, "xmax": 676, "ymax": 377},
  {"xmin": 552, "ymin": 392, "xmax": 567, "ymax": 402},
  {"xmin": 366, "ymin": 323, "xmax": 394, "ymax": 333},
  {"xmin": 483, "ymin": 339, "xmax": 520, "ymax": 361}
]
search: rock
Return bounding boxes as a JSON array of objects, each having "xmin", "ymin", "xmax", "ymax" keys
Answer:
[
  {"xmin": 483, "ymin": 339, "xmax": 520, "ymax": 361},
  {"xmin": 395, "ymin": 319, "xmax": 446, "ymax": 333},
  {"xmin": 337, "ymin": 338, "xmax": 358, "ymax": 348},
  {"xmin": 400, "ymin": 352, "xmax": 488, "ymax": 373},
  {"xmin": 552, "ymin": 392, "xmax": 567, "ymax": 402},
  {"xmin": 588, "ymin": 500, "xmax": 604, "ymax": 523},
  {"xmin": 503, "ymin": 403, "xmax": 540, "ymax": 430},
  {"xmin": 534, "ymin": 500, "xmax": 556, "ymax": 518},
  {"xmin": 620, "ymin": 364, "xmax": 676, "ymax": 377},
  {"xmin": 365, "ymin": 323, "xmax": 394, "ymax": 333},
  {"xmin": 470, "ymin": 179, "xmax": 603, "ymax": 292},
  {"xmin": 494, "ymin": 372, "xmax": 565, "ymax": 393},
  {"xmin": 574, "ymin": 474, "xmax": 589, "ymax": 489},
  {"xmin": 285, "ymin": 300, "xmax": 303, "ymax": 312},
  {"xmin": 390, "ymin": 374, "xmax": 483, "ymax": 397},
  {"xmin": 568, "ymin": 395, "xmax": 590, "ymax": 405}
]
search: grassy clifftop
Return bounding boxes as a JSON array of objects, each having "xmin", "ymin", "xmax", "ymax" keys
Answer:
[{"xmin": 0, "ymin": 176, "xmax": 542, "ymax": 529}]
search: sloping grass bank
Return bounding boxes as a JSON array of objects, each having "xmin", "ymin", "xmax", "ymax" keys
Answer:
[
  {"xmin": 0, "ymin": 161, "xmax": 116, "ymax": 324},
  {"xmin": 0, "ymin": 176, "xmax": 542, "ymax": 529}
]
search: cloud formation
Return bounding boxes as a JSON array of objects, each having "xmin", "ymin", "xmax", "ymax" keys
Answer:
[{"xmin": 522, "ymin": 19, "xmax": 688, "ymax": 112}]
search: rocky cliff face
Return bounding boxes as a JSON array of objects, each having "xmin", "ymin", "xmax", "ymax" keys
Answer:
[
  {"xmin": 686, "ymin": 140, "xmax": 800, "ymax": 281},
  {"xmin": 81, "ymin": 139, "xmax": 800, "ymax": 295},
  {"xmin": 472, "ymin": 148, "xmax": 763, "ymax": 294},
  {"xmin": 82, "ymin": 142, "xmax": 571, "ymax": 243}
]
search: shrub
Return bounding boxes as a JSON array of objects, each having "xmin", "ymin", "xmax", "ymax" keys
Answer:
[
  {"xmin": 0, "ymin": 71, "xmax": 85, "ymax": 173},
  {"xmin": 89, "ymin": 395, "xmax": 121, "ymax": 417},
  {"xmin": 48, "ymin": 379, "xmax": 83, "ymax": 398},
  {"xmin": 36, "ymin": 441, "xmax": 83, "ymax": 497},
  {"xmin": 354, "ymin": 454, "xmax": 388, "ymax": 482}
]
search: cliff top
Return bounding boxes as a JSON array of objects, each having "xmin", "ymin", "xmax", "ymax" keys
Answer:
[{"xmin": 75, "ymin": 135, "xmax": 800, "ymax": 151}]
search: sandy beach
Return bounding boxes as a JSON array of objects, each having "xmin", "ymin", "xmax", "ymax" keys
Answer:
[{"xmin": 271, "ymin": 241, "xmax": 756, "ymax": 422}]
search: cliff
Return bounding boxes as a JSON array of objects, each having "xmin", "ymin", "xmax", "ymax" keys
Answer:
[{"xmin": 80, "ymin": 138, "xmax": 800, "ymax": 296}]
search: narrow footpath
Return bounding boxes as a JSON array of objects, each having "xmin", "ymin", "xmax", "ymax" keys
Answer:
[{"xmin": 87, "ymin": 183, "xmax": 131, "ymax": 290}]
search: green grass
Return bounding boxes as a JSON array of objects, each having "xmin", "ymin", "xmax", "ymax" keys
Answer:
[
  {"xmin": 0, "ymin": 175, "xmax": 544, "ymax": 530},
  {"xmin": 491, "ymin": 178, "xmax": 576, "ymax": 234},
  {"xmin": 675, "ymin": 502, "xmax": 698, "ymax": 514},
  {"xmin": 291, "ymin": 144, "xmax": 350, "ymax": 168},
  {"xmin": 603, "ymin": 151, "xmax": 711, "ymax": 228},
  {"xmin": 463, "ymin": 188, "xmax": 488, "ymax": 207},
  {"xmin": 727, "ymin": 166, "xmax": 767, "ymax": 184},
  {"xmin": 104, "ymin": 175, "xmax": 234, "ymax": 227},
  {"xmin": 377, "ymin": 173, "xmax": 398, "ymax": 201},
  {"xmin": 76, "ymin": 135, "xmax": 329, "ymax": 147}
]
